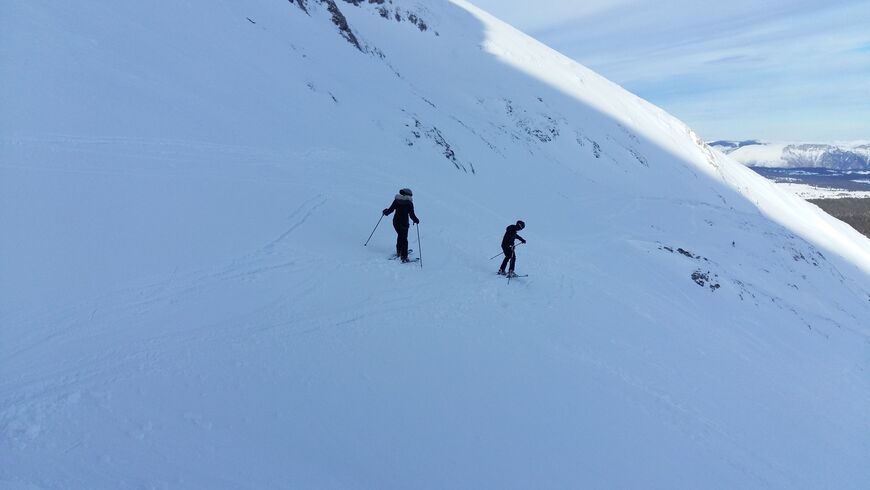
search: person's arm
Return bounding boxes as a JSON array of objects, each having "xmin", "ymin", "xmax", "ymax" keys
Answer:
[
  {"xmin": 506, "ymin": 225, "xmax": 522, "ymax": 242},
  {"xmin": 383, "ymin": 200, "xmax": 397, "ymax": 216},
  {"xmin": 409, "ymin": 203, "xmax": 420, "ymax": 224}
]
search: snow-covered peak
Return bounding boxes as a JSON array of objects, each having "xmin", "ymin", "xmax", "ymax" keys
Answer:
[{"xmin": 712, "ymin": 140, "xmax": 870, "ymax": 169}]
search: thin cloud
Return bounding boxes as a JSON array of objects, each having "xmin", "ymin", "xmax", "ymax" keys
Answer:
[{"xmin": 471, "ymin": 0, "xmax": 870, "ymax": 141}]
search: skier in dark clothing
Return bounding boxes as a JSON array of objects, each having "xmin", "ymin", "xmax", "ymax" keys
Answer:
[
  {"xmin": 383, "ymin": 188, "xmax": 419, "ymax": 262},
  {"xmin": 498, "ymin": 220, "xmax": 526, "ymax": 276}
]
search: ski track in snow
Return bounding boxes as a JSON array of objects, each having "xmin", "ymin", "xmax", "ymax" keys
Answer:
[
  {"xmin": 3, "ymin": 131, "xmax": 870, "ymax": 488},
  {"xmin": 265, "ymin": 194, "xmax": 329, "ymax": 250}
]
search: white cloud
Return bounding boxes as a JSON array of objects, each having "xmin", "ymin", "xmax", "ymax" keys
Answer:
[
  {"xmin": 470, "ymin": 0, "xmax": 870, "ymax": 141},
  {"xmin": 469, "ymin": 0, "xmax": 634, "ymax": 31}
]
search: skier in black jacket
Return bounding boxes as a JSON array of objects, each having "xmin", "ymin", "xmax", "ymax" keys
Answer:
[
  {"xmin": 383, "ymin": 188, "xmax": 419, "ymax": 262},
  {"xmin": 498, "ymin": 220, "xmax": 526, "ymax": 276}
]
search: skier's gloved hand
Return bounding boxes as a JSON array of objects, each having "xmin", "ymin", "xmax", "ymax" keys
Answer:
[
  {"xmin": 413, "ymin": 218, "xmax": 420, "ymax": 225},
  {"xmin": 520, "ymin": 239, "xmax": 527, "ymax": 244},
  {"xmin": 382, "ymin": 209, "xmax": 390, "ymax": 215}
]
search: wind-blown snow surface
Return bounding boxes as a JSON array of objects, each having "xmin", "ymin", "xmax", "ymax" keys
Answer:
[{"xmin": 2, "ymin": 0, "xmax": 870, "ymax": 488}]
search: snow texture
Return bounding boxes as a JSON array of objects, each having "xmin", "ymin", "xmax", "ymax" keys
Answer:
[{"xmin": 2, "ymin": 0, "xmax": 870, "ymax": 488}]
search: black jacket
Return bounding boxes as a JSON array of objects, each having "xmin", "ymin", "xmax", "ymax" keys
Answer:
[
  {"xmin": 383, "ymin": 194, "xmax": 419, "ymax": 228},
  {"xmin": 501, "ymin": 224, "xmax": 525, "ymax": 248}
]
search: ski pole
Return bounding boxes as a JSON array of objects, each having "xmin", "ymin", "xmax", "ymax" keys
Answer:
[
  {"xmin": 489, "ymin": 241, "xmax": 523, "ymax": 259},
  {"xmin": 364, "ymin": 213, "xmax": 384, "ymax": 246},
  {"xmin": 416, "ymin": 223, "xmax": 423, "ymax": 268}
]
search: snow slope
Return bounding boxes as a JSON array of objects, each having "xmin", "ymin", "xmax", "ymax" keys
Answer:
[{"xmin": 2, "ymin": 0, "xmax": 870, "ymax": 488}]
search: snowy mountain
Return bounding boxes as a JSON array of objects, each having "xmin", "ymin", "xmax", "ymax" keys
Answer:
[
  {"xmin": 2, "ymin": 0, "xmax": 870, "ymax": 488},
  {"xmin": 712, "ymin": 140, "xmax": 870, "ymax": 169},
  {"xmin": 708, "ymin": 139, "xmax": 764, "ymax": 151}
]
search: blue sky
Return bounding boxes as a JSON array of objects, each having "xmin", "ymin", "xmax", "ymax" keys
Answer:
[{"xmin": 472, "ymin": 0, "xmax": 870, "ymax": 141}]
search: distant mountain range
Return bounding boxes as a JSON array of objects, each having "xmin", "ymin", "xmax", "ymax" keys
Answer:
[{"xmin": 710, "ymin": 140, "xmax": 870, "ymax": 170}]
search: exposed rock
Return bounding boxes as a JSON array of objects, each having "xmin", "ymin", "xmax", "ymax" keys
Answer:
[
  {"xmin": 691, "ymin": 270, "xmax": 721, "ymax": 291},
  {"xmin": 289, "ymin": 0, "xmax": 309, "ymax": 15},
  {"xmin": 323, "ymin": 0, "xmax": 362, "ymax": 51}
]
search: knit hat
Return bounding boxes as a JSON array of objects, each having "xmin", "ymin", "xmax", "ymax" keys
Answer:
[{"xmin": 399, "ymin": 188, "xmax": 413, "ymax": 196}]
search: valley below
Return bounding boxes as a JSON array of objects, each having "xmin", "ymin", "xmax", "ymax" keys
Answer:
[{"xmin": 809, "ymin": 198, "xmax": 870, "ymax": 239}]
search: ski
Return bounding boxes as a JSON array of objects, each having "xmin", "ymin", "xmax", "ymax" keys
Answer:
[
  {"xmin": 505, "ymin": 272, "xmax": 528, "ymax": 283},
  {"xmin": 388, "ymin": 249, "xmax": 414, "ymax": 260}
]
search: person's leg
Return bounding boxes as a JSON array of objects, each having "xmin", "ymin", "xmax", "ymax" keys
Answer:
[
  {"xmin": 499, "ymin": 245, "xmax": 511, "ymax": 272},
  {"xmin": 394, "ymin": 223, "xmax": 402, "ymax": 256},
  {"xmin": 398, "ymin": 226, "xmax": 409, "ymax": 259},
  {"xmin": 509, "ymin": 249, "xmax": 517, "ymax": 272}
]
